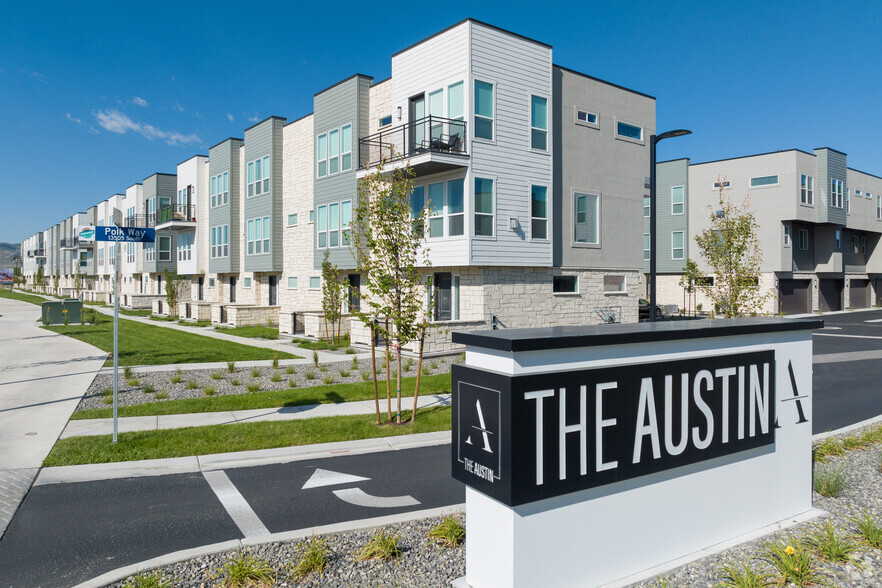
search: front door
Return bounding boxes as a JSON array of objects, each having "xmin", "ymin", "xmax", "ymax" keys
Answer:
[
  {"xmin": 269, "ymin": 276, "xmax": 277, "ymax": 306},
  {"xmin": 229, "ymin": 276, "xmax": 237, "ymax": 303},
  {"xmin": 409, "ymin": 94, "xmax": 425, "ymax": 153},
  {"xmin": 348, "ymin": 274, "xmax": 361, "ymax": 312},
  {"xmin": 198, "ymin": 277, "xmax": 204, "ymax": 301},
  {"xmin": 434, "ymin": 272, "xmax": 452, "ymax": 321}
]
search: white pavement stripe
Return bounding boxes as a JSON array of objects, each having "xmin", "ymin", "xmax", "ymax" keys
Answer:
[
  {"xmin": 202, "ymin": 470, "xmax": 269, "ymax": 538},
  {"xmin": 332, "ymin": 487, "xmax": 420, "ymax": 508},
  {"xmin": 813, "ymin": 350, "xmax": 882, "ymax": 364},
  {"xmin": 814, "ymin": 333, "xmax": 882, "ymax": 340}
]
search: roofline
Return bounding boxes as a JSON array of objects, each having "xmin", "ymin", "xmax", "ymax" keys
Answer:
[
  {"xmin": 691, "ymin": 148, "xmax": 814, "ymax": 167},
  {"xmin": 209, "ymin": 137, "xmax": 244, "ymax": 151},
  {"xmin": 391, "ymin": 18, "xmax": 552, "ymax": 59},
  {"xmin": 847, "ymin": 166, "xmax": 882, "ymax": 181},
  {"xmin": 658, "ymin": 157, "xmax": 691, "ymax": 165},
  {"xmin": 284, "ymin": 112, "xmax": 313, "ymax": 127},
  {"xmin": 371, "ymin": 76, "xmax": 391, "ymax": 87},
  {"xmin": 244, "ymin": 115, "xmax": 287, "ymax": 134},
  {"xmin": 814, "ymin": 146, "xmax": 847, "ymax": 157},
  {"xmin": 554, "ymin": 64, "xmax": 655, "ymax": 100},
  {"xmin": 142, "ymin": 172, "xmax": 176, "ymax": 182},
  {"xmin": 314, "ymin": 73, "xmax": 373, "ymax": 98},
  {"xmin": 177, "ymin": 153, "xmax": 208, "ymax": 166},
  {"xmin": 126, "ymin": 182, "xmax": 142, "ymax": 190}
]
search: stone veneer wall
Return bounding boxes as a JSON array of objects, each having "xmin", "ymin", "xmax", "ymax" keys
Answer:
[
  {"xmin": 177, "ymin": 301, "xmax": 212, "ymax": 321},
  {"xmin": 229, "ymin": 305, "xmax": 280, "ymax": 326},
  {"xmin": 655, "ymin": 272, "xmax": 780, "ymax": 316}
]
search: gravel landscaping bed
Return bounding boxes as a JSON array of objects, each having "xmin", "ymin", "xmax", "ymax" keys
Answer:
[
  {"xmin": 108, "ymin": 425, "xmax": 882, "ymax": 587},
  {"xmin": 77, "ymin": 356, "xmax": 458, "ymax": 412}
]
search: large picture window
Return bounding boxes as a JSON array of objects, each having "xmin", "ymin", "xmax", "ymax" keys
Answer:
[
  {"xmin": 671, "ymin": 231, "xmax": 684, "ymax": 260},
  {"xmin": 158, "ymin": 236, "xmax": 171, "ymax": 261},
  {"xmin": 247, "ymin": 156, "xmax": 270, "ymax": 197},
  {"xmin": 474, "ymin": 177, "xmax": 494, "ymax": 236},
  {"xmin": 671, "ymin": 186, "xmax": 684, "ymax": 215},
  {"xmin": 210, "ymin": 225, "xmax": 229, "ymax": 258},
  {"xmin": 573, "ymin": 192, "xmax": 599, "ymax": 244},
  {"xmin": 211, "ymin": 172, "xmax": 229, "ymax": 207},
  {"xmin": 316, "ymin": 124, "xmax": 352, "ymax": 178},
  {"xmin": 247, "ymin": 216, "xmax": 270, "ymax": 255}
]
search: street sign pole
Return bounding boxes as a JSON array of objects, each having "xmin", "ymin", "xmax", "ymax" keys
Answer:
[{"xmin": 113, "ymin": 240, "xmax": 120, "ymax": 444}]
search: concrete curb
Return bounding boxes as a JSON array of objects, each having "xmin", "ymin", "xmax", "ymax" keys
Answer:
[
  {"xmin": 812, "ymin": 412, "xmax": 882, "ymax": 442},
  {"xmin": 72, "ymin": 504, "xmax": 465, "ymax": 588}
]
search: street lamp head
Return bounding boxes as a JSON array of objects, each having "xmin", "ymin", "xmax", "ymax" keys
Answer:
[{"xmin": 655, "ymin": 129, "xmax": 692, "ymax": 142}]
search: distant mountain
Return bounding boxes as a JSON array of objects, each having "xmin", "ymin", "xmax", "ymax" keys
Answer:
[{"xmin": 0, "ymin": 243, "xmax": 21, "ymax": 266}]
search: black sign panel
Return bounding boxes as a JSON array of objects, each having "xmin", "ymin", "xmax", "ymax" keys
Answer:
[{"xmin": 452, "ymin": 351, "xmax": 776, "ymax": 506}]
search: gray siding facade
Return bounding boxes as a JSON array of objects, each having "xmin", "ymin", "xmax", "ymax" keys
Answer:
[
  {"xmin": 143, "ymin": 173, "xmax": 178, "ymax": 274},
  {"xmin": 644, "ymin": 159, "xmax": 689, "ymax": 273},
  {"xmin": 816, "ymin": 147, "xmax": 848, "ymax": 226},
  {"xmin": 243, "ymin": 117, "xmax": 285, "ymax": 273},
  {"xmin": 208, "ymin": 138, "xmax": 242, "ymax": 274}
]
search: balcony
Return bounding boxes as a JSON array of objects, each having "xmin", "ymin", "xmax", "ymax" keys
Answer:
[
  {"xmin": 60, "ymin": 238, "xmax": 79, "ymax": 249},
  {"xmin": 28, "ymin": 249, "xmax": 46, "ymax": 258},
  {"xmin": 155, "ymin": 203, "xmax": 197, "ymax": 230},
  {"xmin": 357, "ymin": 116, "xmax": 468, "ymax": 178}
]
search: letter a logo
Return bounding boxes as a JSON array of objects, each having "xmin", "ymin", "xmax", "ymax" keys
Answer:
[
  {"xmin": 775, "ymin": 360, "xmax": 809, "ymax": 428},
  {"xmin": 465, "ymin": 399, "xmax": 494, "ymax": 453}
]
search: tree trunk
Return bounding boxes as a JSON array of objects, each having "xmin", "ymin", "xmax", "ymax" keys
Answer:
[
  {"xmin": 370, "ymin": 321, "xmax": 380, "ymax": 425},
  {"xmin": 412, "ymin": 318, "xmax": 426, "ymax": 423},
  {"xmin": 384, "ymin": 317, "xmax": 392, "ymax": 420},
  {"xmin": 396, "ymin": 340, "xmax": 402, "ymax": 425}
]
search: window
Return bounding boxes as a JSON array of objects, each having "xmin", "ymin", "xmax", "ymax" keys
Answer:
[
  {"xmin": 671, "ymin": 231, "xmax": 684, "ymax": 260},
  {"xmin": 576, "ymin": 110, "xmax": 598, "ymax": 126},
  {"xmin": 109, "ymin": 245, "xmax": 115, "ymax": 266},
  {"xmin": 800, "ymin": 175, "xmax": 814, "ymax": 205},
  {"xmin": 211, "ymin": 172, "xmax": 229, "ymax": 207},
  {"xmin": 784, "ymin": 225, "xmax": 791, "ymax": 247},
  {"xmin": 309, "ymin": 276, "xmax": 320, "ymax": 289},
  {"xmin": 428, "ymin": 183, "xmax": 444, "ymax": 237},
  {"xmin": 798, "ymin": 229, "xmax": 809, "ymax": 250},
  {"xmin": 316, "ymin": 125, "xmax": 352, "ymax": 177},
  {"xmin": 474, "ymin": 177, "xmax": 494, "ymax": 236},
  {"xmin": 341, "ymin": 200, "xmax": 352, "ymax": 245},
  {"xmin": 309, "ymin": 210, "xmax": 315, "ymax": 223},
  {"xmin": 210, "ymin": 224, "xmax": 228, "ymax": 258},
  {"xmin": 574, "ymin": 192, "xmax": 599, "ymax": 244},
  {"xmin": 856, "ymin": 190, "xmax": 862, "ymax": 197},
  {"xmin": 831, "ymin": 179, "xmax": 844, "ymax": 208},
  {"xmin": 643, "ymin": 233, "xmax": 650, "ymax": 261},
  {"xmin": 287, "ymin": 213, "xmax": 298, "ymax": 226},
  {"xmin": 341, "ymin": 125, "xmax": 352, "ymax": 171},
  {"xmin": 317, "ymin": 206, "xmax": 327, "ymax": 247},
  {"xmin": 448, "ymin": 178, "xmax": 464, "ymax": 236},
  {"xmin": 177, "ymin": 232, "xmax": 192, "ymax": 261},
  {"xmin": 328, "ymin": 202, "xmax": 340, "ymax": 246},
  {"xmin": 127, "ymin": 242, "xmax": 135, "ymax": 263},
  {"xmin": 474, "ymin": 80, "xmax": 494, "ymax": 140},
  {"xmin": 411, "ymin": 186, "xmax": 425, "ymax": 234},
  {"xmin": 209, "ymin": 278, "xmax": 215, "ymax": 287},
  {"xmin": 852, "ymin": 235, "xmax": 860, "ymax": 254},
  {"xmin": 317, "ymin": 134, "xmax": 327, "ymax": 177},
  {"xmin": 247, "ymin": 216, "xmax": 270, "ymax": 255},
  {"xmin": 531, "ymin": 185, "xmax": 548, "ymax": 239},
  {"xmin": 379, "ymin": 115, "xmax": 392, "ymax": 128},
  {"xmin": 750, "ymin": 175, "xmax": 778, "ymax": 187},
  {"xmin": 531, "ymin": 95, "xmax": 547, "ymax": 150},
  {"xmin": 247, "ymin": 156, "xmax": 270, "ymax": 197},
  {"xmin": 158, "ymin": 236, "xmax": 171, "ymax": 261},
  {"xmin": 603, "ymin": 275, "xmax": 625, "ymax": 293},
  {"xmin": 553, "ymin": 275, "xmax": 578, "ymax": 293},
  {"xmin": 243, "ymin": 277, "xmax": 251, "ymax": 288},
  {"xmin": 835, "ymin": 229, "xmax": 841, "ymax": 249},
  {"xmin": 328, "ymin": 128, "xmax": 339, "ymax": 174},
  {"xmin": 671, "ymin": 186, "xmax": 684, "ymax": 215},
  {"xmin": 616, "ymin": 121, "xmax": 642, "ymax": 141},
  {"xmin": 713, "ymin": 180, "xmax": 730, "ymax": 189},
  {"xmin": 867, "ymin": 192, "xmax": 872, "ymax": 201},
  {"xmin": 287, "ymin": 276, "xmax": 297, "ymax": 289},
  {"xmin": 144, "ymin": 243, "xmax": 154, "ymax": 262},
  {"xmin": 448, "ymin": 81, "xmax": 464, "ymax": 135},
  {"xmin": 643, "ymin": 196, "xmax": 650, "ymax": 217},
  {"xmin": 877, "ymin": 195, "xmax": 882, "ymax": 220},
  {"xmin": 847, "ymin": 188, "xmax": 851, "ymax": 213}
]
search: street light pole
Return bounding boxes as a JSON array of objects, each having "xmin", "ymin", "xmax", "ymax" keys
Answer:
[{"xmin": 649, "ymin": 129, "xmax": 692, "ymax": 322}]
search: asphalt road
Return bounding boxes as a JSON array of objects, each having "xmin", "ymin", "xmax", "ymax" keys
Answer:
[{"xmin": 2, "ymin": 311, "xmax": 882, "ymax": 587}]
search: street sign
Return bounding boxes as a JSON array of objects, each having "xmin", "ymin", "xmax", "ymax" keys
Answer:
[{"xmin": 82, "ymin": 226, "xmax": 155, "ymax": 243}]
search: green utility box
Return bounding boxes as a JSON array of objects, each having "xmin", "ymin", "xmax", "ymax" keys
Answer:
[{"xmin": 41, "ymin": 299, "xmax": 83, "ymax": 325}]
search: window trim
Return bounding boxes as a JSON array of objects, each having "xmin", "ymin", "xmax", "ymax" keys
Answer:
[
  {"xmin": 575, "ymin": 108, "xmax": 599, "ymax": 129},
  {"xmin": 783, "ymin": 225, "xmax": 791, "ymax": 247},
  {"xmin": 473, "ymin": 78, "xmax": 496, "ymax": 143},
  {"xmin": 643, "ymin": 233, "xmax": 650, "ymax": 261},
  {"xmin": 800, "ymin": 174, "xmax": 814, "ymax": 206},
  {"xmin": 243, "ymin": 277, "xmax": 252, "ymax": 289},
  {"xmin": 530, "ymin": 184, "xmax": 549, "ymax": 241},
  {"xmin": 572, "ymin": 189, "xmax": 601, "ymax": 248},
  {"xmin": 287, "ymin": 276, "xmax": 298, "ymax": 289},
  {"xmin": 831, "ymin": 179, "xmax": 844, "ymax": 208},
  {"xmin": 749, "ymin": 175, "xmax": 779, "ymax": 188},
  {"xmin": 671, "ymin": 230, "xmax": 685, "ymax": 261},
  {"xmin": 210, "ymin": 171, "xmax": 229, "ymax": 208},
  {"xmin": 309, "ymin": 276, "xmax": 321, "ymax": 290},
  {"xmin": 530, "ymin": 94, "xmax": 549, "ymax": 152},
  {"xmin": 643, "ymin": 196, "xmax": 650, "ymax": 218},
  {"xmin": 603, "ymin": 275, "xmax": 626, "ymax": 294},
  {"xmin": 552, "ymin": 275, "xmax": 579, "ymax": 294},
  {"xmin": 287, "ymin": 213, "xmax": 298, "ymax": 227},
  {"xmin": 246, "ymin": 216, "xmax": 270, "ymax": 256},
  {"xmin": 246, "ymin": 155, "xmax": 270, "ymax": 197},
  {"xmin": 798, "ymin": 229, "xmax": 809, "ymax": 250},
  {"xmin": 158, "ymin": 235, "xmax": 171, "ymax": 262},
  {"xmin": 378, "ymin": 115, "xmax": 392, "ymax": 128},
  {"xmin": 473, "ymin": 175, "xmax": 496, "ymax": 239},
  {"xmin": 671, "ymin": 185, "xmax": 685, "ymax": 216},
  {"xmin": 615, "ymin": 119, "xmax": 644, "ymax": 145}
]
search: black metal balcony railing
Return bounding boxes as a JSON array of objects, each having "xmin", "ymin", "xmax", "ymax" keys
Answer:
[
  {"xmin": 157, "ymin": 204, "xmax": 196, "ymax": 225},
  {"xmin": 359, "ymin": 116, "xmax": 467, "ymax": 170},
  {"xmin": 125, "ymin": 215, "xmax": 149, "ymax": 228},
  {"xmin": 28, "ymin": 249, "xmax": 46, "ymax": 257},
  {"xmin": 60, "ymin": 238, "xmax": 78, "ymax": 248}
]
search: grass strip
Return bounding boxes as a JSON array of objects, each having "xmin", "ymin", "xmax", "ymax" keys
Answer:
[
  {"xmin": 71, "ymin": 373, "xmax": 450, "ymax": 419},
  {"xmin": 118, "ymin": 308, "xmax": 152, "ymax": 317},
  {"xmin": 44, "ymin": 406, "xmax": 451, "ymax": 466},
  {"xmin": 43, "ymin": 317, "xmax": 299, "ymax": 367},
  {"xmin": 295, "ymin": 337, "xmax": 351, "ymax": 351},
  {"xmin": 0, "ymin": 288, "xmax": 51, "ymax": 306},
  {"xmin": 214, "ymin": 325, "xmax": 279, "ymax": 339}
]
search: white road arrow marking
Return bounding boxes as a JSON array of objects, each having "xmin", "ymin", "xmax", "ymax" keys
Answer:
[
  {"xmin": 302, "ymin": 468, "xmax": 370, "ymax": 489},
  {"xmin": 332, "ymin": 487, "xmax": 420, "ymax": 508}
]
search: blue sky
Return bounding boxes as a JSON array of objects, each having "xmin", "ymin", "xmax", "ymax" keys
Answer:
[{"xmin": 3, "ymin": 0, "xmax": 882, "ymax": 245}]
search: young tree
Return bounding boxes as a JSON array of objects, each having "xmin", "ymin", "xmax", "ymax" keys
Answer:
[
  {"xmin": 694, "ymin": 179, "xmax": 770, "ymax": 317},
  {"xmin": 320, "ymin": 250, "xmax": 347, "ymax": 343},
  {"xmin": 162, "ymin": 269, "xmax": 188, "ymax": 318},
  {"xmin": 35, "ymin": 265, "xmax": 44, "ymax": 291},
  {"xmin": 350, "ymin": 159, "xmax": 431, "ymax": 424},
  {"xmin": 680, "ymin": 259, "xmax": 702, "ymax": 316},
  {"xmin": 52, "ymin": 271, "xmax": 60, "ymax": 294},
  {"xmin": 73, "ymin": 268, "xmax": 84, "ymax": 299}
]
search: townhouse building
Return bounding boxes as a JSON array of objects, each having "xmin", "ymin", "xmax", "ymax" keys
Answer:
[{"xmin": 647, "ymin": 147, "xmax": 882, "ymax": 314}]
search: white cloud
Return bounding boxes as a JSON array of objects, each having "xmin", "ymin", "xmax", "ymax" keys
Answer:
[
  {"xmin": 22, "ymin": 68, "xmax": 46, "ymax": 84},
  {"xmin": 247, "ymin": 112, "xmax": 259, "ymax": 123},
  {"xmin": 226, "ymin": 113, "xmax": 235, "ymax": 122},
  {"xmin": 131, "ymin": 96, "xmax": 148, "ymax": 107},
  {"xmin": 170, "ymin": 100, "xmax": 184, "ymax": 112},
  {"xmin": 92, "ymin": 109, "xmax": 201, "ymax": 146},
  {"xmin": 65, "ymin": 113, "xmax": 82, "ymax": 125}
]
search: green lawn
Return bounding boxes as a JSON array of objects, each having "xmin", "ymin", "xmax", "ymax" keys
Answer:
[
  {"xmin": 71, "ymin": 373, "xmax": 450, "ymax": 419},
  {"xmin": 119, "ymin": 308, "xmax": 152, "ymax": 317},
  {"xmin": 44, "ymin": 406, "xmax": 451, "ymax": 466},
  {"xmin": 295, "ymin": 336, "xmax": 351, "ymax": 351},
  {"xmin": 44, "ymin": 317, "xmax": 299, "ymax": 366},
  {"xmin": 215, "ymin": 325, "xmax": 279, "ymax": 339},
  {"xmin": 0, "ymin": 288, "xmax": 50, "ymax": 306},
  {"xmin": 178, "ymin": 319, "xmax": 211, "ymax": 327}
]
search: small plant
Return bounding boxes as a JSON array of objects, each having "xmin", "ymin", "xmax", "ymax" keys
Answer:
[
  {"xmin": 288, "ymin": 379, "xmax": 297, "ymax": 388},
  {"xmin": 211, "ymin": 371, "xmax": 224, "ymax": 380},
  {"xmin": 154, "ymin": 391, "xmax": 168, "ymax": 399},
  {"xmin": 356, "ymin": 529, "xmax": 402, "ymax": 561},
  {"xmin": 813, "ymin": 464, "xmax": 847, "ymax": 498},
  {"xmin": 251, "ymin": 368, "xmax": 261, "ymax": 378},
  {"xmin": 842, "ymin": 435, "xmax": 867, "ymax": 451},
  {"xmin": 203, "ymin": 386, "xmax": 216, "ymax": 396},
  {"xmin": 360, "ymin": 369, "xmax": 370, "ymax": 381},
  {"xmin": 186, "ymin": 380, "xmax": 199, "ymax": 390},
  {"xmin": 806, "ymin": 518, "xmax": 862, "ymax": 563},
  {"xmin": 289, "ymin": 535, "xmax": 332, "ymax": 580},
  {"xmin": 285, "ymin": 365, "xmax": 295, "ymax": 375},
  {"xmin": 344, "ymin": 347, "xmax": 356, "ymax": 354},
  {"xmin": 877, "ymin": 451, "xmax": 882, "ymax": 474},
  {"xmin": 428, "ymin": 516, "xmax": 465, "ymax": 548},
  {"xmin": 246, "ymin": 382, "xmax": 260, "ymax": 393},
  {"xmin": 231, "ymin": 378, "xmax": 241, "ymax": 386},
  {"xmin": 404, "ymin": 358, "xmax": 414, "ymax": 372},
  {"xmin": 390, "ymin": 368, "xmax": 397, "ymax": 379},
  {"xmin": 849, "ymin": 509, "xmax": 882, "ymax": 549},
  {"xmin": 457, "ymin": 352, "xmax": 466, "ymax": 363},
  {"xmin": 305, "ymin": 370, "xmax": 315, "ymax": 380},
  {"xmin": 272, "ymin": 354, "xmax": 279, "ymax": 369},
  {"xmin": 760, "ymin": 536, "xmax": 830, "ymax": 587},
  {"xmin": 124, "ymin": 366, "xmax": 134, "ymax": 379},
  {"xmin": 714, "ymin": 559, "xmax": 773, "ymax": 588},
  {"xmin": 126, "ymin": 377, "xmax": 140, "ymax": 387},
  {"xmin": 422, "ymin": 365, "xmax": 431, "ymax": 375},
  {"xmin": 339, "ymin": 368, "xmax": 350, "ymax": 378},
  {"xmin": 122, "ymin": 570, "xmax": 174, "ymax": 588},
  {"xmin": 318, "ymin": 364, "xmax": 328, "ymax": 373},
  {"xmin": 216, "ymin": 552, "xmax": 276, "ymax": 588},
  {"xmin": 226, "ymin": 360, "xmax": 236, "ymax": 374},
  {"xmin": 813, "ymin": 437, "xmax": 845, "ymax": 463},
  {"xmin": 351, "ymin": 357, "xmax": 359, "ymax": 370},
  {"xmin": 313, "ymin": 350, "xmax": 319, "ymax": 367},
  {"xmin": 323, "ymin": 375, "xmax": 336, "ymax": 384},
  {"xmin": 430, "ymin": 360, "xmax": 439, "ymax": 370},
  {"xmin": 143, "ymin": 383, "xmax": 155, "ymax": 394},
  {"xmin": 271, "ymin": 373, "xmax": 282, "ymax": 383},
  {"xmin": 170, "ymin": 368, "xmax": 182, "ymax": 384}
]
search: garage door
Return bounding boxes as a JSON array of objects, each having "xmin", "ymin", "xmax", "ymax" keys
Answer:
[
  {"xmin": 779, "ymin": 279, "xmax": 811, "ymax": 315},
  {"xmin": 819, "ymin": 279, "xmax": 843, "ymax": 312},
  {"xmin": 850, "ymin": 279, "xmax": 870, "ymax": 309}
]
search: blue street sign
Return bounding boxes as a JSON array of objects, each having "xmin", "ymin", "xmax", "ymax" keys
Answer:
[{"xmin": 92, "ymin": 226, "xmax": 155, "ymax": 242}]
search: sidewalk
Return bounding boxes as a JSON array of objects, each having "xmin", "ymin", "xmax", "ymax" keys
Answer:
[
  {"xmin": 61, "ymin": 393, "xmax": 451, "ymax": 438},
  {"xmin": 0, "ymin": 297, "xmax": 106, "ymax": 539}
]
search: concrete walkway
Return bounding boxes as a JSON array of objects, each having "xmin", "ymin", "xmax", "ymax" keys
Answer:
[
  {"xmin": 0, "ymin": 296, "xmax": 106, "ymax": 539},
  {"xmin": 61, "ymin": 393, "xmax": 451, "ymax": 438}
]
